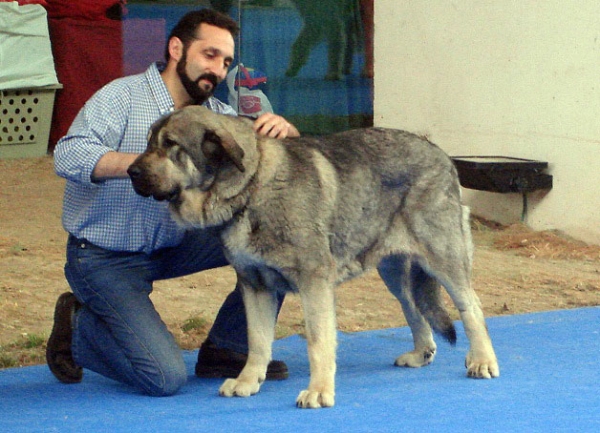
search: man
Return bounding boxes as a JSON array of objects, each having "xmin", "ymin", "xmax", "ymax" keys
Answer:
[{"xmin": 47, "ymin": 9, "xmax": 298, "ymax": 397}]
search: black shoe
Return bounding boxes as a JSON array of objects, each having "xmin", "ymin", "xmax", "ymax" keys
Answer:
[
  {"xmin": 195, "ymin": 339, "xmax": 289, "ymax": 380},
  {"xmin": 46, "ymin": 292, "xmax": 83, "ymax": 384}
]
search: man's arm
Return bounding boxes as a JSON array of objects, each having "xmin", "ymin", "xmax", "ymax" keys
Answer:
[
  {"xmin": 91, "ymin": 152, "xmax": 140, "ymax": 181},
  {"xmin": 54, "ymin": 81, "xmax": 136, "ymax": 184}
]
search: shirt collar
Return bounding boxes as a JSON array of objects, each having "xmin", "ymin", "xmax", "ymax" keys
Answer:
[{"xmin": 147, "ymin": 62, "xmax": 175, "ymax": 116}]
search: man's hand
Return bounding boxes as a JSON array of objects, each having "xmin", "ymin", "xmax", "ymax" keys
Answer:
[{"xmin": 253, "ymin": 113, "xmax": 300, "ymax": 139}]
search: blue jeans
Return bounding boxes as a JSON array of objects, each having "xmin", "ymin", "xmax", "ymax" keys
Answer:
[{"xmin": 64, "ymin": 228, "xmax": 284, "ymax": 396}]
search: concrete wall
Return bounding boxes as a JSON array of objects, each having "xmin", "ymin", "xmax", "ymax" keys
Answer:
[{"xmin": 374, "ymin": 1, "xmax": 600, "ymax": 244}]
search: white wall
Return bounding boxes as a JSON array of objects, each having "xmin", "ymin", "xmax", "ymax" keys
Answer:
[{"xmin": 374, "ymin": 1, "xmax": 600, "ymax": 244}]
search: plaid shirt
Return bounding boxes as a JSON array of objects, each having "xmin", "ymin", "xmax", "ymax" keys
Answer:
[{"xmin": 54, "ymin": 62, "xmax": 237, "ymax": 253}]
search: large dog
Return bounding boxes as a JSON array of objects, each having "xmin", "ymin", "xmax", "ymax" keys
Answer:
[{"xmin": 128, "ymin": 106, "xmax": 499, "ymax": 408}]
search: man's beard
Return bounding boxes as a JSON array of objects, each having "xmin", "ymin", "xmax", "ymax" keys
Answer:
[{"xmin": 176, "ymin": 53, "xmax": 219, "ymax": 105}]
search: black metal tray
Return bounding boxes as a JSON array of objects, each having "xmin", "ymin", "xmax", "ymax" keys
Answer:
[{"xmin": 451, "ymin": 156, "xmax": 553, "ymax": 193}]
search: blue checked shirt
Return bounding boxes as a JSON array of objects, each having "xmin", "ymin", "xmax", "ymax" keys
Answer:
[{"xmin": 54, "ymin": 62, "xmax": 237, "ymax": 253}]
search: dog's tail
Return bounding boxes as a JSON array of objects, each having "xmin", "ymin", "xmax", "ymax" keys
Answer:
[{"xmin": 412, "ymin": 268, "xmax": 457, "ymax": 345}]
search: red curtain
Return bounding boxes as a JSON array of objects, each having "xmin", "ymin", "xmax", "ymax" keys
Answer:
[{"xmin": 46, "ymin": 1, "xmax": 124, "ymax": 151}]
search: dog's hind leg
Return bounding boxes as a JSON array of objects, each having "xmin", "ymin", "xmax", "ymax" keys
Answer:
[
  {"xmin": 296, "ymin": 282, "xmax": 337, "ymax": 408},
  {"xmin": 219, "ymin": 279, "xmax": 277, "ymax": 398},
  {"xmin": 411, "ymin": 207, "xmax": 499, "ymax": 379},
  {"xmin": 378, "ymin": 255, "xmax": 441, "ymax": 368},
  {"xmin": 430, "ymin": 262, "xmax": 499, "ymax": 379},
  {"xmin": 442, "ymin": 270, "xmax": 499, "ymax": 379}
]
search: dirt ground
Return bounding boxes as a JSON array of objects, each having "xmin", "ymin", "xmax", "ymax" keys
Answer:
[{"xmin": 1, "ymin": 156, "xmax": 599, "ymax": 369}]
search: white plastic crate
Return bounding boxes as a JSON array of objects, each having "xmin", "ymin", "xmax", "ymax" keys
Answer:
[{"xmin": 0, "ymin": 85, "xmax": 61, "ymax": 159}]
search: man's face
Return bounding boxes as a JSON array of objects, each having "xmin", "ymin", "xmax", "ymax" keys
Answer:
[{"xmin": 176, "ymin": 23, "xmax": 235, "ymax": 105}]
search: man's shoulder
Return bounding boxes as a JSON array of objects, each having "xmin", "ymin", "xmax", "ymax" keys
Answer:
[
  {"xmin": 94, "ymin": 72, "xmax": 143, "ymax": 97},
  {"xmin": 90, "ymin": 65, "xmax": 157, "ymax": 105},
  {"xmin": 105, "ymin": 63, "xmax": 158, "ymax": 88}
]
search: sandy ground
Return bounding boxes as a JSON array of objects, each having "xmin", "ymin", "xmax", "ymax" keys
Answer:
[{"xmin": 0, "ymin": 156, "xmax": 598, "ymax": 368}]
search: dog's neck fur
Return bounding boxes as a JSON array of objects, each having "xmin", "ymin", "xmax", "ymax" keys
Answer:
[{"xmin": 170, "ymin": 186, "xmax": 251, "ymax": 229}]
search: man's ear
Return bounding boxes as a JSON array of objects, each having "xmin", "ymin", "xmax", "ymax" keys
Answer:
[
  {"xmin": 168, "ymin": 37, "xmax": 184, "ymax": 62},
  {"xmin": 202, "ymin": 130, "xmax": 245, "ymax": 173}
]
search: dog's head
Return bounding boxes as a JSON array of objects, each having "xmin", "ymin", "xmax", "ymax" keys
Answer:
[{"xmin": 128, "ymin": 106, "xmax": 258, "ymax": 205}]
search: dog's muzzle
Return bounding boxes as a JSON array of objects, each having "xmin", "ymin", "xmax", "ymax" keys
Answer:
[{"xmin": 128, "ymin": 164, "xmax": 181, "ymax": 202}]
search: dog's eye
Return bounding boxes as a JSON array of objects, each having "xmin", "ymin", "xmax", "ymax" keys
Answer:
[{"xmin": 163, "ymin": 138, "xmax": 178, "ymax": 149}]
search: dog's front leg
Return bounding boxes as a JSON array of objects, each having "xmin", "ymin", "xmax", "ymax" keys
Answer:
[
  {"xmin": 296, "ymin": 284, "xmax": 337, "ymax": 409},
  {"xmin": 219, "ymin": 279, "xmax": 276, "ymax": 398}
]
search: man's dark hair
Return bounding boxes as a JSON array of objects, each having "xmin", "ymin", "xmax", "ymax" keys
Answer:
[{"xmin": 165, "ymin": 8, "xmax": 240, "ymax": 61}]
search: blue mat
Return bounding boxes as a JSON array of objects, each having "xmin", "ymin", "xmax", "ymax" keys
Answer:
[{"xmin": 2, "ymin": 308, "xmax": 598, "ymax": 432}]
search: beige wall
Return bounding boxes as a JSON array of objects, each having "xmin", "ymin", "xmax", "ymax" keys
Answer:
[{"xmin": 374, "ymin": 1, "xmax": 600, "ymax": 244}]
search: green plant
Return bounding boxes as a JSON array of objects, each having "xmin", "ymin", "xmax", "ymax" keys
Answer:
[
  {"xmin": 9, "ymin": 243, "xmax": 27, "ymax": 254},
  {"xmin": 23, "ymin": 333, "xmax": 46, "ymax": 349},
  {"xmin": 0, "ymin": 354, "xmax": 18, "ymax": 369},
  {"xmin": 181, "ymin": 316, "xmax": 208, "ymax": 333},
  {"xmin": 0, "ymin": 333, "xmax": 48, "ymax": 370}
]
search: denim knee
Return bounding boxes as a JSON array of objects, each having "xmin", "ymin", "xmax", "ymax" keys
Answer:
[{"xmin": 141, "ymin": 361, "xmax": 187, "ymax": 397}]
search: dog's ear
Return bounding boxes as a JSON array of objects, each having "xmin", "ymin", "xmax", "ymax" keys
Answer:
[
  {"xmin": 147, "ymin": 115, "xmax": 171, "ymax": 149},
  {"xmin": 202, "ymin": 129, "xmax": 246, "ymax": 173}
]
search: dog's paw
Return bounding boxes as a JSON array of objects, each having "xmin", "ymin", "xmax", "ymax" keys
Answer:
[
  {"xmin": 394, "ymin": 347, "xmax": 436, "ymax": 368},
  {"xmin": 465, "ymin": 352, "xmax": 500, "ymax": 379},
  {"xmin": 296, "ymin": 389, "xmax": 335, "ymax": 409},
  {"xmin": 219, "ymin": 378, "xmax": 261, "ymax": 397}
]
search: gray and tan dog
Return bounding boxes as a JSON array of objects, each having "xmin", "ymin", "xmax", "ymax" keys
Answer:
[{"xmin": 128, "ymin": 106, "xmax": 499, "ymax": 408}]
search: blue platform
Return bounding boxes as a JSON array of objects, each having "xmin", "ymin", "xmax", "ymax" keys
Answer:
[{"xmin": 1, "ymin": 307, "xmax": 598, "ymax": 432}]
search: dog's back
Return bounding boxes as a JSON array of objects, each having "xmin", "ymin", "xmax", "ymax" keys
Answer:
[{"xmin": 277, "ymin": 127, "xmax": 464, "ymax": 282}]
